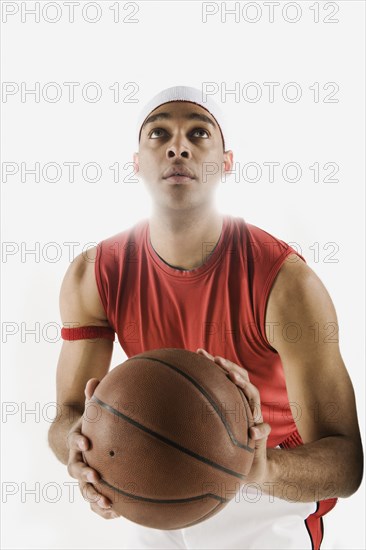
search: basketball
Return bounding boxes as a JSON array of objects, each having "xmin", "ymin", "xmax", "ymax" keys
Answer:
[{"xmin": 81, "ymin": 348, "xmax": 255, "ymax": 530}]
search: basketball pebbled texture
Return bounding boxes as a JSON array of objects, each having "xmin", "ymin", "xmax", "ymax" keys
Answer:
[{"xmin": 81, "ymin": 348, "xmax": 255, "ymax": 529}]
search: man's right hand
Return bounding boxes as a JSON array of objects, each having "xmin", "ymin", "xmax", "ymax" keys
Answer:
[{"xmin": 67, "ymin": 378, "xmax": 120, "ymax": 519}]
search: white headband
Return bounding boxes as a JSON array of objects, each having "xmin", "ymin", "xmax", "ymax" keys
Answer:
[{"xmin": 136, "ymin": 85, "xmax": 227, "ymax": 150}]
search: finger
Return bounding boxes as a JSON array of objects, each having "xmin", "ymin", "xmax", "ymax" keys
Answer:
[
  {"xmin": 80, "ymin": 481, "xmax": 112, "ymax": 508},
  {"xmin": 90, "ymin": 501, "xmax": 119, "ymax": 519},
  {"xmin": 85, "ymin": 378, "xmax": 100, "ymax": 401},
  {"xmin": 83, "ymin": 467, "xmax": 100, "ymax": 485},
  {"xmin": 67, "ymin": 430, "xmax": 90, "ymax": 452},
  {"xmin": 67, "ymin": 442, "xmax": 89, "ymax": 468},
  {"xmin": 250, "ymin": 422, "xmax": 271, "ymax": 441},
  {"xmin": 196, "ymin": 348, "xmax": 215, "ymax": 361},
  {"xmin": 227, "ymin": 374, "xmax": 263, "ymax": 424},
  {"xmin": 67, "ymin": 448, "xmax": 85, "ymax": 478},
  {"xmin": 226, "ymin": 368, "xmax": 252, "ymax": 391},
  {"xmin": 68, "ymin": 458, "xmax": 100, "ymax": 485},
  {"xmin": 214, "ymin": 356, "xmax": 250, "ymax": 381}
]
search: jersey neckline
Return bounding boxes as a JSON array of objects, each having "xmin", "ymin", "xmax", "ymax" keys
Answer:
[{"xmin": 144, "ymin": 214, "xmax": 231, "ymax": 280}]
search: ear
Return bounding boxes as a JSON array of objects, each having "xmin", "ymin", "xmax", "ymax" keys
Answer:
[
  {"xmin": 223, "ymin": 150, "xmax": 234, "ymax": 173},
  {"xmin": 133, "ymin": 152, "xmax": 139, "ymax": 174}
]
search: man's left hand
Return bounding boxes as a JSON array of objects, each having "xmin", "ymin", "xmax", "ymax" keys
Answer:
[{"xmin": 196, "ymin": 348, "xmax": 272, "ymax": 485}]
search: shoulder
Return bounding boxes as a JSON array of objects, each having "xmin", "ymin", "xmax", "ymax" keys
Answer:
[
  {"xmin": 268, "ymin": 253, "xmax": 327, "ymax": 304},
  {"xmin": 243, "ymin": 222, "xmax": 299, "ymax": 264},
  {"xmin": 60, "ymin": 247, "xmax": 109, "ymax": 325},
  {"xmin": 265, "ymin": 253, "xmax": 338, "ymax": 349}
]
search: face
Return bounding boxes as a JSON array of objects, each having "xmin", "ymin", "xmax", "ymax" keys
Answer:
[{"xmin": 133, "ymin": 101, "xmax": 233, "ymax": 213}]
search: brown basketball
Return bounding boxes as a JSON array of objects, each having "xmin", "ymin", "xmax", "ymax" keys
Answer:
[{"xmin": 81, "ymin": 348, "xmax": 255, "ymax": 530}]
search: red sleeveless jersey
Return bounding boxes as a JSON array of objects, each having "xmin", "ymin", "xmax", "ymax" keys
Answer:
[
  {"xmin": 94, "ymin": 214, "xmax": 337, "ymax": 546},
  {"xmin": 95, "ymin": 214, "xmax": 305, "ymax": 448}
]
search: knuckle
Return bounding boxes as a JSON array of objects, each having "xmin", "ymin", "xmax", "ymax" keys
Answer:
[
  {"xmin": 82, "ymin": 488, "xmax": 97, "ymax": 504},
  {"xmin": 67, "ymin": 432, "xmax": 79, "ymax": 450},
  {"xmin": 81, "ymin": 469, "xmax": 90, "ymax": 483},
  {"xmin": 68, "ymin": 458, "xmax": 83, "ymax": 478},
  {"xmin": 67, "ymin": 462, "xmax": 75, "ymax": 478},
  {"xmin": 82, "ymin": 482, "xmax": 98, "ymax": 501},
  {"xmin": 84, "ymin": 468, "xmax": 94, "ymax": 482},
  {"xmin": 248, "ymin": 384, "xmax": 259, "ymax": 397},
  {"xmin": 66, "ymin": 432, "xmax": 74, "ymax": 450}
]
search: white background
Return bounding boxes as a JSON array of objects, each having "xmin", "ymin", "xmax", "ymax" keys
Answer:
[{"xmin": 1, "ymin": 1, "xmax": 365, "ymax": 548}]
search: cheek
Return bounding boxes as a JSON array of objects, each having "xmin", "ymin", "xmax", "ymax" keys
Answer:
[
  {"xmin": 199, "ymin": 152, "xmax": 225, "ymax": 183},
  {"xmin": 137, "ymin": 152, "xmax": 158, "ymax": 175}
]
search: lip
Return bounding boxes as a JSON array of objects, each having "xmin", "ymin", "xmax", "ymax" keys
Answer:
[
  {"xmin": 163, "ymin": 165, "xmax": 195, "ymax": 180},
  {"xmin": 165, "ymin": 175, "xmax": 194, "ymax": 184}
]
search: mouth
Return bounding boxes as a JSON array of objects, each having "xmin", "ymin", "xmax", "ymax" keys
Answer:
[
  {"xmin": 163, "ymin": 166, "xmax": 195, "ymax": 183},
  {"xmin": 164, "ymin": 174, "xmax": 194, "ymax": 184}
]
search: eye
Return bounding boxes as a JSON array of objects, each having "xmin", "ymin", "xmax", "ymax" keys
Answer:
[
  {"xmin": 148, "ymin": 127, "xmax": 210, "ymax": 139},
  {"xmin": 149, "ymin": 128, "xmax": 167, "ymax": 138},
  {"xmin": 191, "ymin": 128, "xmax": 209, "ymax": 138}
]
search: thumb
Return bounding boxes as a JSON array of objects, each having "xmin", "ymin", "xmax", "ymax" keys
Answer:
[
  {"xmin": 250, "ymin": 422, "xmax": 271, "ymax": 451},
  {"xmin": 85, "ymin": 378, "xmax": 100, "ymax": 401}
]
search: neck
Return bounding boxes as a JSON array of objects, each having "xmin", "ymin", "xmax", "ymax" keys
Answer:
[{"xmin": 148, "ymin": 207, "xmax": 224, "ymax": 271}]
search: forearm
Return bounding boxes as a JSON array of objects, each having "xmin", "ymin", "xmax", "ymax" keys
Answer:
[
  {"xmin": 48, "ymin": 406, "xmax": 83, "ymax": 465},
  {"xmin": 262, "ymin": 435, "xmax": 363, "ymax": 502}
]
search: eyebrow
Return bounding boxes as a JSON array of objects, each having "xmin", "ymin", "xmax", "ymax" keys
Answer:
[{"xmin": 142, "ymin": 111, "xmax": 217, "ymax": 130}]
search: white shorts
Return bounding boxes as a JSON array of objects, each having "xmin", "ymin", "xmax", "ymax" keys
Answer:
[{"xmin": 119, "ymin": 486, "xmax": 318, "ymax": 550}]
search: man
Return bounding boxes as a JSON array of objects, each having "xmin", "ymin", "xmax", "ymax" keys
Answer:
[{"xmin": 48, "ymin": 86, "xmax": 363, "ymax": 549}]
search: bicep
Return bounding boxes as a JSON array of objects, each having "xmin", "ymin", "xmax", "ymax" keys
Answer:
[
  {"xmin": 56, "ymin": 249, "xmax": 114, "ymax": 413},
  {"xmin": 265, "ymin": 255, "xmax": 359, "ymax": 444}
]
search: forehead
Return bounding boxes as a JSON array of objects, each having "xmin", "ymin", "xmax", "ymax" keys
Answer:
[{"xmin": 141, "ymin": 101, "xmax": 218, "ymax": 131}]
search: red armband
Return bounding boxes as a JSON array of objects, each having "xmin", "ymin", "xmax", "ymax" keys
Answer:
[{"xmin": 61, "ymin": 326, "xmax": 115, "ymax": 341}]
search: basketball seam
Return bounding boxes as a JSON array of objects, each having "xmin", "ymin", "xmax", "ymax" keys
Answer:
[
  {"xmin": 91, "ymin": 395, "xmax": 248, "ymax": 480},
  {"xmin": 125, "ymin": 355, "xmax": 254, "ymax": 453},
  {"xmin": 99, "ymin": 477, "xmax": 228, "ymax": 504}
]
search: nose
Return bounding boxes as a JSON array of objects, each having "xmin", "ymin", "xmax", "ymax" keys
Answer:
[{"xmin": 166, "ymin": 143, "xmax": 191, "ymax": 160}]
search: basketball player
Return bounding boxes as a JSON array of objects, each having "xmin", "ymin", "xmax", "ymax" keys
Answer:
[{"xmin": 48, "ymin": 86, "xmax": 363, "ymax": 549}]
